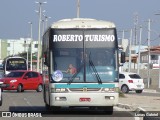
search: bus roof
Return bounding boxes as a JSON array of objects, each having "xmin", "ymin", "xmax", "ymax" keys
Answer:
[{"xmin": 51, "ymin": 18, "xmax": 116, "ymax": 29}]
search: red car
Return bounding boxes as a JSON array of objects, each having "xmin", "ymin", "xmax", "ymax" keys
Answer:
[{"xmin": 0, "ymin": 70, "xmax": 43, "ymax": 92}]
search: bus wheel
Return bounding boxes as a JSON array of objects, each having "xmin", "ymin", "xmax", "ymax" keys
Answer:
[
  {"xmin": 36, "ymin": 84, "xmax": 43, "ymax": 92},
  {"xmin": 17, "ymin": 84, "xmax": 23, "ymax": 92}
]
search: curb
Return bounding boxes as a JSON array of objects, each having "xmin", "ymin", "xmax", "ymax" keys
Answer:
[
  {"xmin": 143, "ymin": 89, "xmax": 157, "ymax": 93},
  {"xmin": 134, "ymin": 107, "xmax": 146, "ymax": 114},
  {"xmin": 116, "ymin": 103, "xmax": 134, "ymax": 111},
  {"xmin": 117, "ymin": 103, "xmax": 146, "ymax": 113}
]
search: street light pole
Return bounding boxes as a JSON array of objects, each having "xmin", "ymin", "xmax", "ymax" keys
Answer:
[
  {"xmin": 35, "ymin": 1, "xmax": 47, "ymax": 72},
  {"xmin": 28, "ymin": 22, "xmax": 33, "ymax": 71},
  {"xmin": 43, "ymin": 14, "xmax": 51, "ymax": 30}
]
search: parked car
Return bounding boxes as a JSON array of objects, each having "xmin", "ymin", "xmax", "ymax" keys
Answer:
[
  {"xmin": 0, "ymin": 70, "xmax": 43, "ymax": 92},
  {"xmin": 119, "ymin": 72, "xmax": 144, "ymax": 93}
]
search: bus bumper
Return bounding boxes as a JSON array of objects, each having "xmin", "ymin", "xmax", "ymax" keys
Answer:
[{"xmin": 49, "ymin": 92, "xmax": 119, "ymax": 107}]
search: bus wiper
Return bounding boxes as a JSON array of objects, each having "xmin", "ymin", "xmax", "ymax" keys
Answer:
[
  {"xmin": 67, "ymin": 63, "xmax": 84, "ymax": 85},
  {"xmin": 89, "ymin": 53, "xmax": 102, "ymax": 84}
]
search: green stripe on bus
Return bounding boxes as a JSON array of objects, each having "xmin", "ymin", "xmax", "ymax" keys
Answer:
[{"xmin": 55, "ymin": 83, "xmax": 115, "ymax": 88}]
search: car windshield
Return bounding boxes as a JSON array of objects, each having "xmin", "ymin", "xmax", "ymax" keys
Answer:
[
  {"xmin": 129, "ymin": 74, "xmax": 141, "ymax": 79},
  {"xmin": 6, "ymin": 72, "xmax": 25, "ymax": 77}
]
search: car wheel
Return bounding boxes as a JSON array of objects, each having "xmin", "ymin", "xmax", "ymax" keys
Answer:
[
  {"xmin": 121, "ymin": 85, "xmax": 129, "ymax": 93},
  {"xmin": 136, "ymin": 90, "xmax": 143, "ymax": 93},
  {"xmin": 17, "ymin": 84, "xmax": 23, "ymax": 92},
  {"xmin": 36, "ymin": 84, "xmax": 43, "ymax": 92}
]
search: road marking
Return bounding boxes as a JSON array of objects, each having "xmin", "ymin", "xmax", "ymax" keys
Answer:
[
  {"xmin": 24, "ymin": 97, "xmax": 32, "ymax": 106},
  {"xmin": 5, "ymin": 93, "xmax": 18, "ymax": 111}
]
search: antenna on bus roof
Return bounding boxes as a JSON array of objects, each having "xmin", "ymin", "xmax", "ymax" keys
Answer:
[{"xmin": 77, "ymin": 0, "xmax": 80, "ymax": 18}]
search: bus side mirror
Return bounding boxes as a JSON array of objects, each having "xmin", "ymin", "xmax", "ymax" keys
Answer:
[{"xmin": 121, "ymin": 52, "xmax": 125, "ymax": 63}]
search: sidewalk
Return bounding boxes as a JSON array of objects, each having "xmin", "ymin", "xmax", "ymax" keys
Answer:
[
  {"xmin": 117, "ymin": 89, "xmax": 160, "ymax": 112},
  {"xmin": 143, "ymin": 88, "xmax": 160, "ymax": 93}
]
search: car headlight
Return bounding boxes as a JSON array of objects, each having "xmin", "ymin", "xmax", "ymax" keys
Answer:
[{"xmin": 10, "ymin": 80, "xmax": 17, "ymax": 83}]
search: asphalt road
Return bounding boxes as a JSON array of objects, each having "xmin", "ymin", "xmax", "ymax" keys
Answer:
[{"xmin": 0, "ymin": 90, "xmax": 138, "ymax": 120}]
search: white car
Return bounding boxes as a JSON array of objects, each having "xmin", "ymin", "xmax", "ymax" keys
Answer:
[{"xmin": 119, "ymin": 72, "xmax": 144, "ymax": 93}]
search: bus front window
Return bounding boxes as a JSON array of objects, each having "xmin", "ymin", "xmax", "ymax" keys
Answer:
[{"xmin": 52, "ymin": 48, "xmax": 117, "ymax": 83}]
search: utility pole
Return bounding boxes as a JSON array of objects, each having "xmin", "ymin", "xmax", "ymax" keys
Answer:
[
  {"xmin": 137, "ymin": 26, "xmax": 142, "ymax": 74},
  {"xmin": 129, "ymin": 29, "xmax": 133, "ymax": 72},
  {"xmin": 134, "ymin": 13, "xmax": 138, "ymax": 45},
  {"xmin": 77, "ymin": 0, "xmax": 80, "ymax": 18},
  {"xmin": 155, "ymin": 13, "xmax": 160, "ymax": 88},
  {"xmin": 147, "ymin": 19, "xmax": 151, "ymax": 88},
  {"xmin": 28, "ymin": 22, "xmax": 33, "ymax": 70}
]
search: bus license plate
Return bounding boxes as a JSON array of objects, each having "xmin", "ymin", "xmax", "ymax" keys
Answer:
[{"xmin": 79, "ymin": 98, "xmax": 91, "ymax": 102}]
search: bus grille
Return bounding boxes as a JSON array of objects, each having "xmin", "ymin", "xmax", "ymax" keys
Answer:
[{"xmin": 69, "ymin": 88, "xmax": 101, "ymax": 92}]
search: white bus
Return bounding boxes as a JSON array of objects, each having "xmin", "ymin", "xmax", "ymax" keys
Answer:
[
  {"xmin": 2, "ymin": 56, "xmax": 28, "ymax": 75},
  {"xmin": 42, "ymin": 18, "xmax": 125, "ymax": 114}
]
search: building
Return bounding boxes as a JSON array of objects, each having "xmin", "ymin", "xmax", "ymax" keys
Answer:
[
  {"xmin": 140, "ymin": 46, "xmax": 160, "ymax": 69},
  {"xmin": 0, "ymin": 38, "xmax": 38, "ymax": 62}
]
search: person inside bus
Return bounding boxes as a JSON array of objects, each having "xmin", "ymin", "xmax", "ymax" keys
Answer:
[{"xmin": 66, "ymin": 64, "xmax": 77, "ymax": 74}]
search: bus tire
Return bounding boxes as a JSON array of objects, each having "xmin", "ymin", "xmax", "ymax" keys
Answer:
[
  {"xmin": 17, "ymin": 84, "xmax": 23, "ymax": 92},
  {"xmin": 36, "ymin": 84, "xmax": 43, "ymax": 92}
]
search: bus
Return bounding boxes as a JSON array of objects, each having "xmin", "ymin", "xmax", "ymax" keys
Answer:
[
  {"xmin": 2, "ymin": 56, "xmax": 28, "ymax": 75},
  {"xmin": 42, "ymin": 18, "xmax": 125, "ymax": 113}
]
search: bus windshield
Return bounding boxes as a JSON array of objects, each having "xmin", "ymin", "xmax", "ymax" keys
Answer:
[
  {"xmin": 50, "ymin": 28, "xmax": 118, "ymax": 83},
  {"xmin": 51, "ymin": 47, "xmax": 117, "ymax": 83}
]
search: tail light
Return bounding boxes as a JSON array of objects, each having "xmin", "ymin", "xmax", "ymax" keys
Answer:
[{"xmin": 128, "ymin": 80, "xmax": 133, "ymax": 83}]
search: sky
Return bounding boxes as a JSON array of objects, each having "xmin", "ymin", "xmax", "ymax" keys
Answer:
[{"xmin": 0, "ymin": 0, "xmax": 160, "ymax": 46}]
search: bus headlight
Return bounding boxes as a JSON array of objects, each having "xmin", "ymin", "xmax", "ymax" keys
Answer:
[
  {"xmin": 51, "ymin": 88, "xmax": 68, "ymax": 93},
  {"xmin": 105, "ymin": 96, "xmax": 115, "ymax": 100},
  {"xmin": 102, "ymin": 87, "xmax": 119, "ymax": 92}
]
